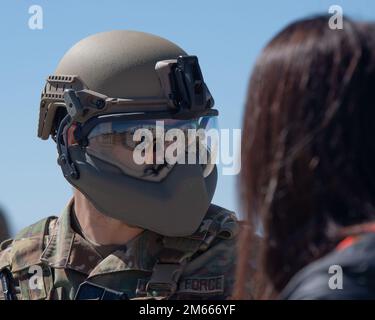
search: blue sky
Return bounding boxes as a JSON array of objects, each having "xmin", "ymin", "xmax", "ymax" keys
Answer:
[{"xmin": 1, "ymin": 0, "xmax": 375, "ymax": 234}]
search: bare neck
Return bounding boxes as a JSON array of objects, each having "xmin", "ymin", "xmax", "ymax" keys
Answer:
[{"xmin": 73, "ymin": 190, "xmax": 143, "ymax": 245}]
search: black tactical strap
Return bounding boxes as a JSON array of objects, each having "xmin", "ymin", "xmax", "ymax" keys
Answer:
[
  {"xmin": 0, "ymin": 216, "xmax": 58, "ymax": 300},
  {"xmin": 145, "ymin": 248, "xmax": 190, "ymax": 298}
]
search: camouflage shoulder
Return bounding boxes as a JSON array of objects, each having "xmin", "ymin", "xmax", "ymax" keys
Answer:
[
  {"xmin": 179, "ymin": 236, "xmax": 237, "ymax": 299},
  {"xmin": 0, "ymin": 238, "xmax": 13, "ymax": 270},
  {"xmin": 0, "ymin": 216, "xmax": 57, "ymax": 273},
  {"xmin": 176, "ymin": 205, "xmax": 239, "ymax": 299},
  {"xmin": 13, "ymin": 216, "xmax": 58, "ymax": 241},
  {"xmin": 185, "ymin": 203, "xmax": 239, "ymax": 277},
  {"xmin": 205, "ymin": 203, "xmax": 239, "ymax": 241}
]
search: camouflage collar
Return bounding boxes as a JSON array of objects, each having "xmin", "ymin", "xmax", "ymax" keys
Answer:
[
  {"xmin": 41, "ymin": 200, "xmax": 163, "ymax": 276},
  {"xmin": 86, "ymin": 230, "xmax": 162, "ymax": 278}
]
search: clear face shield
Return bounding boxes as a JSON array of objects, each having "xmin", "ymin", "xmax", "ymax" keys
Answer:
[{"xmin": 80, "ymin": 115, "xmax": 218, "ymax": 181}]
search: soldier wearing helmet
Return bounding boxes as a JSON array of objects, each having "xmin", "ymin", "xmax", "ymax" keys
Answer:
[{"xmin": 0, "ymin": 30, "xmax": 238, "ymax": 300}]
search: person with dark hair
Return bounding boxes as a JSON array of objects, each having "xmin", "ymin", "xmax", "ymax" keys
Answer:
[
  {"xmin": 236, "ymin": 15, "xmax": 375, "ymax": 299},
  {"xmin": 0, "ymin": 208, "xmax": 10, "ymax": 243}
]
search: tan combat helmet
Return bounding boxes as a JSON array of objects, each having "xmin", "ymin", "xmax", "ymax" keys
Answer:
[{"xmin": 37, "ymin": 30, "xmax": 218, "ymax": 237}]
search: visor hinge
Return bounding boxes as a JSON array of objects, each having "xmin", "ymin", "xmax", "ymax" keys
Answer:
[
  {"xmin": 63, "ymin": 89, "xmax": 84, "ymax": 121},
  {"xmin": 63, "ymin": 89, "xmax": 107, "ymax": 124},
  {"xmin": 57, "ymin": 154, "xmax": 79, "ymax": 180}
]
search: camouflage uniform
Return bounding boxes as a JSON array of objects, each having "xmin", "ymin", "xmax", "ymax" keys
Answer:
[{"xmin": 0, "ymin": 201, "xmax": 238, "ymax": 300}]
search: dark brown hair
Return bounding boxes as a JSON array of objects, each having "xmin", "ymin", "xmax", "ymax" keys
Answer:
[{"xmin": 236, "ymin": 16, "xmax": 375, "ymax": 298}]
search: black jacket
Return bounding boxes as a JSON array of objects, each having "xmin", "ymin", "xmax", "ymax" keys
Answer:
[{"xmin": 280, "ymin": 233, "xmax": 375, "ymax": 299}]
